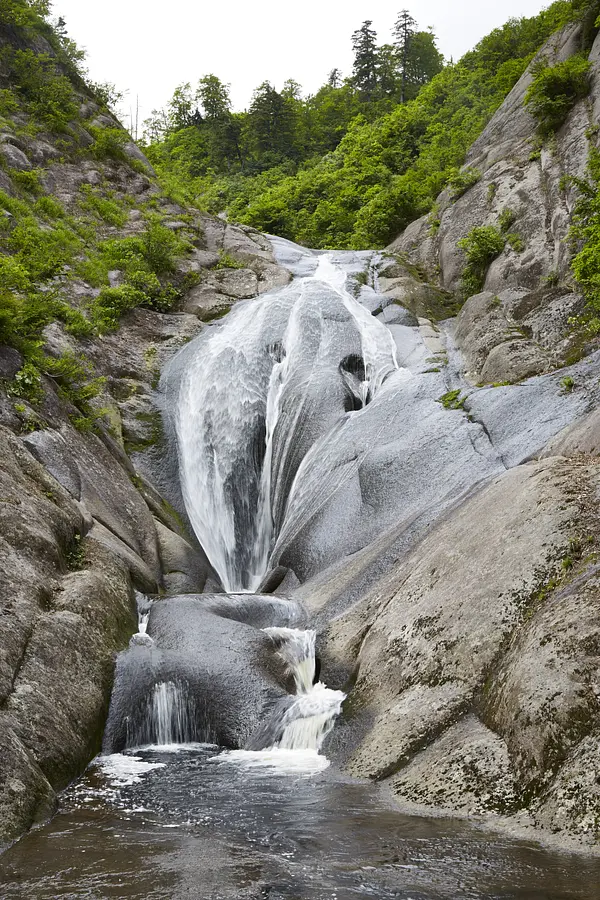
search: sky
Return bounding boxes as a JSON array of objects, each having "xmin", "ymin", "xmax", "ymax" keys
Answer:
[{"xmin": 52, "ymin": 0, "xmax": 552, "ymax": 133}]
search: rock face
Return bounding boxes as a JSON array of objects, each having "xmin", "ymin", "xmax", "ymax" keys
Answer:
[
  {"xmin": 0, "ymin": 20, "xmax": 286, "ymax": 845},
  {"xmin": 387, "ymin": 23, "xmax": 600, "ymax": 383},
  {"xmin": 317, "ymin": 455, "xmax": 600, "ymax": 847},
  {"xmin": 103, "ymin": 595, "xmax": 291, "ymax": 753}
]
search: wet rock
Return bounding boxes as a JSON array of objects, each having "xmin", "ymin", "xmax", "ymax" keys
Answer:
[
  {"xmin": 154, "ymin": 518, "xmax": 212, "ymax": 593},
  {"xmin": 184, "ymin": 284, "xmax": 235, "ymax": 321},
  {"xmin": 542, "ymin": 407, "xmax": 600, "ymax": 457},
  {"xmin": 485, "ymin": 562, "xmax": 600, "ymax": 797},
  {"xmin": 214, "ymin": 268, "xmax": 259, "ymax": 299},
  {"xmin": 0, "ymin": 728, "xmax": 55, "ymax": 849},
  {"xmin": 103, "ymin": 597, "xmax": 287, "ymax": 752},
  {"xmin": 0, "ymin": 345, "xmax": 23, "ymax": 379},
  {"xmin": 323, "ymin": 459, "xmax": 579, "ymax": 781},
  {"xmin": 390, "ymin": 715, "xmax": 518, "ymax": 816},
  {"xmin": 480, "ymin": 338, "xmax": 549, "ymax": 383}
]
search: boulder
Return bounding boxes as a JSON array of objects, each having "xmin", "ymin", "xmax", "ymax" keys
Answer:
[{"xmin": 103, "ymin": 596, "xmax": 287, "ymax": 752}]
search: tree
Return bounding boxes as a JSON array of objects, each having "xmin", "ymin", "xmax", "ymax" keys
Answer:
[
  {"xmin": 327, "ymin": 68, "xmax": 342, "ymax": 88},
  {"xmin": 393, "ymin": 12, "xmax": 444, "ymax": 102},
  {"xmin": 393, "ymin": 10, "xmax": 417, "ymax": 103},
  {"xmin": 376, "ymin": 44, "xmax": 400, "ymax": 100},
  {"xmin": 197, "ymin": 74, "xmax": 231, "ymax": 120},
  {"xmin": 246, "ymin": 81, "xmax": 297, "ymax": 164},
  {"xmin": 351, "ymin": 21, "xmax": 379, "ymax": 101}
]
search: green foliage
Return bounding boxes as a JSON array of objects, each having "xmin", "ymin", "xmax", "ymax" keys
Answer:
[
  {"xmin": 34, "ymin": 195, "xmax": 65, "ymax": 219},
  {"xmin": 436, "ymin": 389, "xmax": 466, "ymax": 410},
  {"xmin": 525, "ymin": 54, "xmax": 591, "ymax": 136},
  {"xmin": 10, "ymin": 168, "xmax": 43, "ymax": 195},
  {"xmin": 213, "ymin": 251, "xmax": 245, "ymax": 270},
  {"xmin": 506, "ymin": 232, "xmax": 525, "ymax": 252},
  {"xmin": 141, "ymin": 0, "xmax": 579, "ymax": 249},
  {"xmin": 78, "ymin": 185, "xmax": 128, "ymax": 227},
  {"xmin": 569, "ymin": 146, "xmax": 600, "ymax": 329},
  {"xmin": 449, "ymin": 167, "xmax": 480, "ymax": 200},
  {"xmin": 65, "ymin": 532, "xmax": 85, "ymax": 570},
  {"xmin": 8, "ymin": 361, "xmax": 43, "ymax": 402},
  {"xmin": 7, "ymin": 49, "xmax": 78, "ymax": 131},
  {"xmin": 88, "ymin": 126, "xmax": 130, "ymax": 162},
  {"xmin": 498, "ymin": 207, "xmax": 517, "ymax": 232},
  {"xmin": 458, "ymin": 225, "xmax": 505, "ymax": 297},
  {"xmin": 560, "ymin": 375, "xmax": 575, "ymax": 392}
]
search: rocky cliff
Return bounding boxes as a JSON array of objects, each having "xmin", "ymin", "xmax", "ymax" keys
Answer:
[
  {"xmin": 0, "ymin": 12, "xmax": 289, "ymax": 847},
  {"xmin": 2, "ymin": 7, "xmax": 600, "ymax": 858},
  {"xmin": 308, "ymin": 21, "xmax": 600, "ymax": 851}
]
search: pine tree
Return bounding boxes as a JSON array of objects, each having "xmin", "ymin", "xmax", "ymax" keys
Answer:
[
  {"xmin": 351, "ymin": 21, "xmax": 379, "ymax": 101},
  {"xmin": 393, "ymin": 10, "xmax": 417, "ymax": 103}
]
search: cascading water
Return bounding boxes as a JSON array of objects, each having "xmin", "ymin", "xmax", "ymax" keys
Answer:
[
  {"xmin": 167, "ymin": 251, "xmax": 401, "ymax": 593},
  {"xmin": 242, "ymin": 627, "xmax": 346, "ymax": 754}
]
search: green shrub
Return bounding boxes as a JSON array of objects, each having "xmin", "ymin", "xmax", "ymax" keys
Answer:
[
  {"xmin": 213, "ymin": 251, "xmax": 246, "ymax": 270},
  {"xmin": 498, "ymin": 207, "xmax": 517, "ymax": 232},
  {"xmin": 458, "ymin": 225, "xmax": 505, "ymax": 297},
  {"xmin": 9, "ymin": 361, "xmax": 43, "ymax": 402},
  {"xmin": 10, "ymin": 168, "xmax": 43, "ymax": 196},
  {"xmin": 9, "ymin": 49, "xmax": 78, "ymax": 131},
  {"xmin": 525, "ymin": 55, "xmax": 591, "ymax": 136},
  {"xmin": 506, "ymin": 232, "xmax": 525, "ymax": 252},
  {"xmin": 34, "ymin": 195, "xmax": 65, "ymax": 219},
  {"xmin": 88, "ymin": 126, "xmax": 130, "ymax": 163},
  {"xmin": 449, "ymin": 168, "xmax": 480, "ymax": 200},
  {"xmin": 436, "ymin": 389, "xmax": 466, "ymax": 410},
  {"xmin": 79, "ymin": 186, "xmax": 128, "ymax": 227}
]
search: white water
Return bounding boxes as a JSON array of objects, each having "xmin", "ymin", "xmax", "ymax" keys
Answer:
[
  {"xmin": 263, "ymin": 626, "xmax": 316, "ymax": 694},
  {"xmin": 260, "ymin": 627, "xmax": 345, "ymax": 753},
  {"xmin": 148, "ymin": 682, "xmax": 196, "ymax": 746},
  {"xmin": 170, "ymin": 251, "xmax": 400, "ymax": 592}
]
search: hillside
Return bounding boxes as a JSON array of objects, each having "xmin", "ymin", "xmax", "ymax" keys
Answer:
[{"xmin": 0, "ymin": 0, "xmax": 285, "ymax": 845}]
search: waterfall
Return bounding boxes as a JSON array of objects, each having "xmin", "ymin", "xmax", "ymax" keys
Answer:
[
  {"xmin": 244, "ymin": 627, "xmax": 346, "ymax": 754},
  {"xmin": 167, "ymin": 251, "xmax": 400, "ymax": 593},
  {"xmin": 125, "ymin": 681, "xmax": 198, "ymax": 748}
]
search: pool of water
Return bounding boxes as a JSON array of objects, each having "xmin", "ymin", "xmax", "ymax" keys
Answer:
[{"xmin": 1, "ymin": 746, "xmax": 599, "ymax": 899}]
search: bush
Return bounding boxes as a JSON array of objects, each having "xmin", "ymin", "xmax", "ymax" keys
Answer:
[
  {"xmin": 88, "ymin": 126, "xmax": 130, "ymax": 163},
  {"xmin": 79, "ymin": 186, "xmax": 128, "ymax": 227},
  {"xmin": 525, "ymin": 55, "xmax": 591, "ymax": 136},
  {"xmin": 9, "ymin": 49, "xmax": 78, "ymax": 131},
  {"xmin": 449, "ymin": 167, "xmax": 480, "ymax": 200},
  {"xmin": 458, "ymin": 225, "xmax": 505, "ymax": 297}
]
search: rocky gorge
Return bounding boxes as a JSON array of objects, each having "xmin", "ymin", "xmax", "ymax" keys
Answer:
[{"xmin": 1, "ymin": 5, "xmax": 600, "ymax": 893}]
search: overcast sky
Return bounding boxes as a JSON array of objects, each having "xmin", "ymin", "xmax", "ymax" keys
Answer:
[{"xmin": 52, "ymin": 0, "xmax": 551, "ymax": 131}]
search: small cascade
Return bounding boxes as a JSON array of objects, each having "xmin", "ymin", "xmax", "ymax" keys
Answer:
[
  {"xmin": 247, "ymin": 627, "xmax": 345, "ymax": 754},
  {"xmin": 125, "ymin": 681, "xmax": 198, "ymax": 748},
  {"xmin": 263, "ymin": 626, "xmax": 316, "ymax": 694},
  {"xmin": 150, "ymin": 682, "xmax": 196, "ymax": 746}
]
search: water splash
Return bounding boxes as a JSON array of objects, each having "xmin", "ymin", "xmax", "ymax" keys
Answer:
[
  {"xmin": 125, "ymin": 681, "xmax": 198, "ymax": 748},
  {"xmin": 263, "ymin": 626, "xmax": 316, "ymax": 694},
  {"xmin": 248, "ymin": 627, "xmax": 345, "ymax": 754}
]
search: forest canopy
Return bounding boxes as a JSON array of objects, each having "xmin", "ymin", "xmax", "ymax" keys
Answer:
[{"xmin": 143, "ymin": 1, "xmax": 593, "ymax": 249}]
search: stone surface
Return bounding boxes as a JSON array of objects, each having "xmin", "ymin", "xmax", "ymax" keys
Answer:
[
  {"xmin": 390, "ymin": 715, "xmax": 518, "ymax": 815},
  {"xmin": 387, "ymin": 24, "xmax": 599, "ymax": 383},
  {"xmin": 103, "ymin": 596, "xmax": 287, "ymax": 752},
  {"xmin": 322, "ymin": 459, "xmax": 579, "ymax": 778}
]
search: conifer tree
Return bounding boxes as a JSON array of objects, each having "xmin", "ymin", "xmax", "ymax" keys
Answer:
[{"xmin": 351, "ymin": 21, "xmax": 379, "ymax": 101}]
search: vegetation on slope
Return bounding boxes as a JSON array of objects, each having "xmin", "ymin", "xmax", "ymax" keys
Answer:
[
  {"xmin": 0, "ymin": 0, "xmax": 197, "ymax": 432},
  {"xmin": 145, "ymin": 1, "xmax": 593, "ymax": 249}
]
